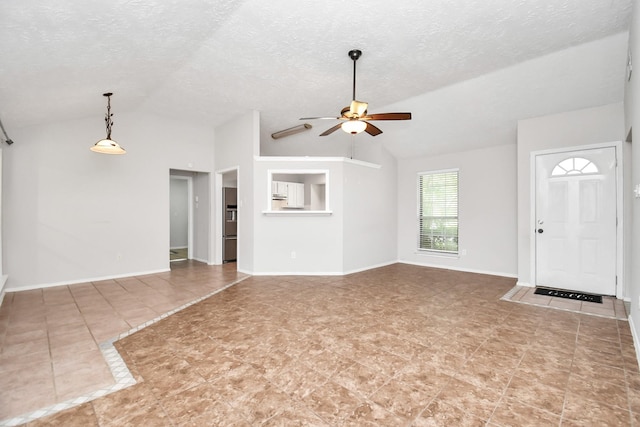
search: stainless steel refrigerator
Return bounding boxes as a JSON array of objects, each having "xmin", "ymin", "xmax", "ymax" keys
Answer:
[{"xmin": 223, "ymin": 187, "xmax": 237, "ymax": 263}]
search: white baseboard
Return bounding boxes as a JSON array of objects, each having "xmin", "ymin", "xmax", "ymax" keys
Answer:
[
  {"xmin": 516, "ymin": 281, "xmax": 533, "ymax": 287},
  {"xmin": 5, "ymin": 269, "xmax": 171, "ymax": 292},
  {"xmin": 251, "ymin": 259, "xmax": 398, "ymax": 277},
  {"xmin": 629, "ymin": 315, "xmax": 640, "ymax": 371},
  {"xmin": 245, "ymin": 260, "xmax": 517, "ymax": 280},
  {"xmin": 0, "ymin": 274, "xmax": 7, "ymax": 308},
  {"xmin": 398, "ymin": 260, "xmax": 518, "ymax": 279},
  {"xmin": 343, "ymin": 260, "xmax": 398, "ymax": 275},
  {"xmin": 251, "ymin": 270, "xmax": 344, "ymax": 276}
]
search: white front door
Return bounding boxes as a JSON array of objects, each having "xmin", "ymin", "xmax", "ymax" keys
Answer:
[{"xmin": 534, "ymin": 147, "xmax": 617, "ymax": 295}]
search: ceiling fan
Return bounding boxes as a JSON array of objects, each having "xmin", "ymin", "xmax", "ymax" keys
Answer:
[{"xmin": 301, "ymin": 49, "xmax": 411, "ymax": 137}]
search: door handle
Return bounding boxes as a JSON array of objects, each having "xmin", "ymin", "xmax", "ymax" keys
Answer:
[{"xmin": 537, "ymin": 229, "xmax": 544, "ymax": 233}]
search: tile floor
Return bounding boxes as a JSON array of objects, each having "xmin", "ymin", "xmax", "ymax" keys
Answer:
[
  {"xmin": 0, "ymin": 261, "xmax": 246, "ymax": 424},
  {"xmin": 502, "ymin": 285, "xmax": 628, "ymax": 320},
  {"xmin": 2, "ymin": 263, "xmax": 639, "ymax": 426}
]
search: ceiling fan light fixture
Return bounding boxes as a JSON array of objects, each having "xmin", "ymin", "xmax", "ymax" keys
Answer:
[
  {"xmin": 341, "ymin": 120, "xmax": 367, "ymax": 135},
  {"xmin": 91, "ymin": 92, "xmax": 126, "ymax": 155},
  {"xmin": 301, "ymin": 49, "xmax": 411, "ymax": 137}
]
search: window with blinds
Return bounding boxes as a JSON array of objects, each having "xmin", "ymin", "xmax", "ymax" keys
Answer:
[{"xmin": 418, "ymin": 170, "xmax": 459, "ymax": 253}]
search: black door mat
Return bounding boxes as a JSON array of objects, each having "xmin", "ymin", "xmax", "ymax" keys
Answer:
[{"xmin": 534, "ymin": 287, "xmax": 603, "ymax": 304}]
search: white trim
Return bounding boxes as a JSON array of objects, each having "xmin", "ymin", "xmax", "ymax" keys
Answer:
[
  {"xmin": 242, "ymin": 261, "xmax": 516, "ymax": 279},
  {"xmin": 214, "ymin": 167, "xmax": 240, "ymax": 266},
  {"xmin": 0, "ymin": 275, "xmax": 7, "ymax": 309},
  {"xmin": 529, "ymin": 141, "xmax": 624, "ymax": 298},
  {"xmin": 516, "ymin": 281, "xmax": 534, "ymax": 287},
  {"xmin": 629, "ymin": 315, "xmax": 640, "ymax": 371},
  {"xmin": 4, "ymin": 268, "xmax": 171, "ymax": 292},
  {"xmin": 262, "ymin": 210, "xmax": 333, "ymax": 216},
  {"xmin": 254, "ymin": 155, "xmax": 381, "ymax": 169},
  {"xmin": 252, "ymin": 271, "xmax": 344, "ymax": 276},
  {"xmin": 399, "ymin": 260, "xmax": 518, "ymax": 279},
  {"xmin": 251, "ymin": 261, "xmax": 397, "ymax": 277},
  {"xmin": 342, "ymin": 260, "xmax": 398, "ymax": 275},
  {"xmin": 170, "ymin": 175, "xmax": 194, "ymax": 260}
]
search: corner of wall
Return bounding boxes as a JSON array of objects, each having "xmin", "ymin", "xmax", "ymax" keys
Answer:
[
  {"xmin": 628, "ymin": 315, "xmax": 640, "ymax": 371},
  {"xmin": 0, "ymin": 274, "xmax": 8, "ymax": 307}
]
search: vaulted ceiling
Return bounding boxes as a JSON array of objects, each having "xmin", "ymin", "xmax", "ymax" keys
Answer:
[{"xmin": 0, "ymin": 0, "xmax": 632, "ymax": 159}]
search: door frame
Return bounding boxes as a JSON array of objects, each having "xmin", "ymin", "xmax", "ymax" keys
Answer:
[
  {"xmin": 215, "ymin": 166, "xmax": 240, "ymax": 266},
  {"xmin": 529, "ymin": 141, "xmax": 624, "ymax": 298},
  {"xmin": 169, "ymin": 174, "xmax": 193, "ymax": 260}
]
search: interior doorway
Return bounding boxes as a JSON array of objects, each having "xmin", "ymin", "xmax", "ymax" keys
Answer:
[
  {"xmin": 533, "ymin": 145, "xmax": 620, "ymax": 296},
  {"xmin": 169, "ymin": 169, "xmax": 212, "ymax": 265},
  {"xmin": 216, "ymin": 168, "xmax": 239, "ymax": 268},
  {"xmin": 169, "ymin": 175, "xmax": 192, "ymax": 262}
]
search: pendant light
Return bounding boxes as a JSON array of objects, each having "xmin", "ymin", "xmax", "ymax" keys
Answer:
[{"xmin": 91, "ymin": 92, "xmax": 126, "ymax": 154}]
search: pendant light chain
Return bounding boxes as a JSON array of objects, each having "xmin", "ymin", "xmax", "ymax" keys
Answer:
[{"xmin": 104, "ymin": 93, "xmax": 113, "ymax": 140}]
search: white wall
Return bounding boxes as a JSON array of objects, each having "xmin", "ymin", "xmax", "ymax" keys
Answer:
[
  {"xmin": 192, "ymin": 172, "xmax": 211, "ymax": 263},
  {"xmin": 343, "ymin": 148, "xmax": 398, "ymax": 273},
  {"xmin": 0, "ymin": 148, "xmax": 5, "ymax": 294},
  {"xmin": 398, "ymin": 144, "xmax": 518, "ymax": 277},
  {"xmin": 214, "ymin": 110, "xmax": 259, "ymax": 273},
  {"xmin": 252, "ymin": 158, "xmax": 345, "ymax": 274},
  {"xmin": 3, "ymin": 112, "xmax": 215, "ymax": 290},
  {"xmin": 252, "ymin": 153, "xmax": 398, "ymax": 275},
  {"xmin": 624, "ymin": 0, "xmax": 640, "ymax": 362},
  {"xmin": 516, "ymin": 103, "xmax": 625, "ymax": 288}
]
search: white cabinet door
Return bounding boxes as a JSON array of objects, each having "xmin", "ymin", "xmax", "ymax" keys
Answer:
[
  {"xmin": 272, "ymin": 181, "xmax": 288, "ymax": 197},
  {"xmin": 295, "ymin": 183, "xmax": 304, "ymax": 208},
  {"xmin": 286, "ymin": 183, "xmax": 304, "ymax": 208}
]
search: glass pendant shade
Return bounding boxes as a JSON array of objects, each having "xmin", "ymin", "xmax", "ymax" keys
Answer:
[
  {"xmin": 91, "ymin": 138, "xmax": 126, "ymax": 154},
  {"xmin": 341, "ymin": 120, "xmax": 367, "ymax": 135}
]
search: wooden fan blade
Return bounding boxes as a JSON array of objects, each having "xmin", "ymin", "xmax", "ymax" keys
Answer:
[
  {"xmin": 363, "ymin": 112, "xmax": 412, "ymax": 121},
  {"xmin": 364, "ymin": 122, "xmax": 383, "ymax": 136},
  {"xmin": 320, "ymin": 123, "xmax": 343, "ymax": 136}
]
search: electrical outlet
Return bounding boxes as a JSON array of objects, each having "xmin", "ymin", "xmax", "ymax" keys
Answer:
[
  {"xmin": 461, "ymin": 249, "xmax": 467, "ymax": 256},
  {"xmin": 291, "ymin": 251, "xmax": 297, "ymax": 259},
  {"xmin": 116, "ymin": 253, "xmax": 122, "ymax": 261}
]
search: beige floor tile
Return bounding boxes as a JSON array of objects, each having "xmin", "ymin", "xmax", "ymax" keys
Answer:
[{"xmin": 0, "ymin": 263, "xmax": 637, "ymax": 426}]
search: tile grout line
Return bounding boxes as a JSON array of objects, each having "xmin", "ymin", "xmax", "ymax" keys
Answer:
[{"xmin": 0, "ymin": 275, "xmax": 250, "ymax": 427}]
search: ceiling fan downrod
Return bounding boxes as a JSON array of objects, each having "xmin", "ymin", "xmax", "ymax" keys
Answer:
[{"xmin": 348, "ymin": 49, "xmax": 362, "ymax": 101}]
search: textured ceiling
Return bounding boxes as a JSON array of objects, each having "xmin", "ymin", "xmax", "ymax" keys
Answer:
[{"xmin": 0, "ymin": 0, "xmax": 632, "ymax": 159}]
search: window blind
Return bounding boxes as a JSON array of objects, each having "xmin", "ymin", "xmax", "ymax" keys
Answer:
[{"xmin": 418, "ymin": 170, "xmax": 459, "ymax": 253}]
